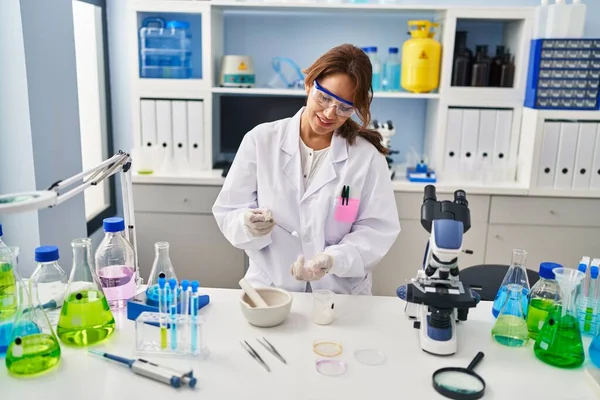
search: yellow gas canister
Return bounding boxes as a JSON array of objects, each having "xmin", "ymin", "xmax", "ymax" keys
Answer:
[{"xmin": 401, "ymin": 20, "xmax": 441, "ymax": 93}]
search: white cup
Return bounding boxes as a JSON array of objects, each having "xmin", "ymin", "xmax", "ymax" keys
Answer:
[{"xmin": 312, "ymin": 289, "xmax": 335, "ymax": 325}]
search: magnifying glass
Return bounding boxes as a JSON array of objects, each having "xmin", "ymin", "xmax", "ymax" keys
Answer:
[{"xmin": 432, "ymin": 351, "xmax": 486, "ymax": 400}]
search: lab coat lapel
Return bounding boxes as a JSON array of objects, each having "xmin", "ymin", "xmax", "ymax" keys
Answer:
[
  {"xmin": 301, "ymin": 132, "xmax": 348, "ymax": 202},
  {"xmin": 281, "ymin": 108, "xmax": 304, "ymax": 194}
]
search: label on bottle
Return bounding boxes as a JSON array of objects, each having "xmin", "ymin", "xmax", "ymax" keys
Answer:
[
  {"xmin": 539, "ymin": 320, "xmax": 544, "ymax": 330},
  {"xmin": 12, "ymin": 343, "xmax": 22, "ymax": 357},
  {"xmin": 540, "ymin": 341, "xmax": 548, "ymax": 350}
]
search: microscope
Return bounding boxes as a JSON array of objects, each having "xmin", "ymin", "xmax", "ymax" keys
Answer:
[
  {"xmin": 372, "ymin": 120, "xmax": 399, "ymax": 179},
  {"xmin": 402, "ymin": 185, "xmax": 478, "ymax": 356}
]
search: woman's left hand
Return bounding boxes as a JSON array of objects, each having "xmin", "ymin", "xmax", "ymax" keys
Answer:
[{"xmin": 290, "ymin": 253, "xmax": 334, "ymax": 281}]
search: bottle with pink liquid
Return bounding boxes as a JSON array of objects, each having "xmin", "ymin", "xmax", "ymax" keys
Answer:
[{"xmin": 95, "ymin": 217, "xmax": 136, "ymax": 309}]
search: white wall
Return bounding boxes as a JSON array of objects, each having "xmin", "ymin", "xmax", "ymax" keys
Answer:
[{"xmin": 0, "ymin": 0, "xmax": 40, "ymax": 276}]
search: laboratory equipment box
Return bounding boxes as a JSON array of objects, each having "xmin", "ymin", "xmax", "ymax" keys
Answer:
[
  {"xmin": 139, "ymin": 17, "xmax": 192, "ymax": 79},
  {"xmin": 525, "ymin": 39, "xmax": 600, "ymax": 110}
]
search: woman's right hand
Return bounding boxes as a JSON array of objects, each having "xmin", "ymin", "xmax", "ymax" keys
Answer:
[{"xmin": 244, "ymin": 208, "xmax": 275, "ymax": 237}]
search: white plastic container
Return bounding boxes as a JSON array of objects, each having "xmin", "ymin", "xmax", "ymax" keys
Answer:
[
  {"xmin": 533, "ymin": 0, "xmax": 549, "ymax": 39},
  {"xmin": 312, "ymin": 289, "xmax": 335, "ymax": 325},
  {"xmin": 545, "ymin": 0, "xmax": 570, "ymax": 38},
  {"xmin": 567, "ymin": 0, "xmax": 587, "ymax": 38}
]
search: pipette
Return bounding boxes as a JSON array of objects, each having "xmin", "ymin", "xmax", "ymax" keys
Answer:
[
  {"xmin": 88, "ymin": 349, "xmax": 196, "ymax": 389},
  {"xmin": 168, "ymin": 278, "xmax": 178, "ymax": 350},
  {"xmin": 191, "ymin": 280, "xmax": 199, "ymax": 353},
  {"xmin": 158, "ymin": 277, "xmax": 167, "ymax": 349}
]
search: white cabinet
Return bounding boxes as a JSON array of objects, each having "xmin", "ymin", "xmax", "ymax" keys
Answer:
[
  {"xmin": 133, "ymin": 184, "xmax": 245, "ymax": 289},
  {"xmin": 485, "ymin": 224, "xmax": 600, "ymax": 270}
]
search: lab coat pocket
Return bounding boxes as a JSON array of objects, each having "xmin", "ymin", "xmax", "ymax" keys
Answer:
[
  {"xmin": 325, "ymin": 197, "xmax": 359, "ymax": 245},
  {"xmin": 333, "ymin": 197, "xmax": 360, "ymax": 224}
]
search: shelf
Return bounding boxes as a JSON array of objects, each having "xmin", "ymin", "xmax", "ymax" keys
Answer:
[
  {"xmin": 137, "ymin": 78, "xmax": 211, "ymax": 99},
  {"xmin": 211, "ymin": 1, "xmax": 447, "ymax": 13},
  {"xmin": 211, "ymin": 87, "xmax": 440, "ymax": 99}
]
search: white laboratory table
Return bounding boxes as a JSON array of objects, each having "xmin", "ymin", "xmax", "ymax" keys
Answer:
[{"xmin": 1, "ymin": 288, "xmax": 597, "ymax": 400}]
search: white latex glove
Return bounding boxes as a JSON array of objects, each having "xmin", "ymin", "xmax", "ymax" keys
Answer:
[
  {"xmin": 244, "ymin": 208, "xmax": 275, "ymax": 237},
  {"xmin": 290, "ymin": 253, "xmax": 334, "ymax": 282}
]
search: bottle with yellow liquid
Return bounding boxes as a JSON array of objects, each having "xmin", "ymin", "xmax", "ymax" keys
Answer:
[
  {"xmin": 401, "ymin": 20, "xmax": 441, "ymax": 93},
  {"xmin": 57, "ymin": 238, "xmax": 116, "ymax": 347},
  {"xmin": 5, "ymin": 254, "xmax": 61, "ymax": 377}
]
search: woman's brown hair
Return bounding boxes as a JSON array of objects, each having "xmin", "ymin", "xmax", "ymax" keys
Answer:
[{"xmin": 302, "ymin": 43, "xmax": 387, "ymax": 155}]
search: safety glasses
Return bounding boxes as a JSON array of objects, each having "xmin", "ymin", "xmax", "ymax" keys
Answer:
[{"xmin": 310, "ymin": 80, "xmax": 356, "ymax": 118}]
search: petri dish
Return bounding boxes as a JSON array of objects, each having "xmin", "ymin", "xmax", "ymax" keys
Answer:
[
  {"xmin": 354, "ymin": 348, "xmax": 386, "ymax": 366},
  {"xmin": 313, "ymin": 341, "xmax": 343, "ymax": 357},
  {"xmin": 316, "ymin": 359, "xmax": 347, "ymax": 377}
]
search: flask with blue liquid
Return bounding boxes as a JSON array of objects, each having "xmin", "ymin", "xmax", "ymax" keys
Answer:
[
  {"xmin": 383, "ymin": 47, "xmax": 401, "ymax": 92},
  {"xmin": 492, "ymin": 249, "xmax": 530, "ymax": 318}
]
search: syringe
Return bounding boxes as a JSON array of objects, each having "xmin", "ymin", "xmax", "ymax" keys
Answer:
[{"xmin": 88, "ymin": 349, "xmax": 196, "ymax": 389}]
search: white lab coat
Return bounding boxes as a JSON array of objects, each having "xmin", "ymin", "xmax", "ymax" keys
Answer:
[{"xmin": 212, "ymin": 108, "xmax": 401, "ymax": 295}]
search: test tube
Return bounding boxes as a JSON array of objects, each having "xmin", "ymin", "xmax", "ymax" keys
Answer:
[
  {"xmin": 190, "ymin": 280, "xmax": 199, "ymax": 354},
  {"xmin": 585, "ymin": 265, "xmax": 598, "ymax": 334},
  {"xmin": 578, "ymin": 257, "xmax": 590, "ymax": 325},
  {"xmin": 168, "ymin": 278, "xmax": 178, "ymax": 350},
  {"xmin": 180, "ymin": 280, "xmax": 190, "ymax": 348},
  {"xmin": 158, "ymin": 277, "xmax": 167, "ymax": 349},
  {"xmin": 593, "ymin": 259, "xmax": 600, "ymax": 334}
]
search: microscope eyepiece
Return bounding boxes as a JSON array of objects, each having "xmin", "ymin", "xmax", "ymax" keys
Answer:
[
  {"xmin": 424, "ymin": 185, "xmax": 437, "ymax": 202},
  {"xmin": 453, "ymin": 189, "xmax": 468, "ymax": 206}
]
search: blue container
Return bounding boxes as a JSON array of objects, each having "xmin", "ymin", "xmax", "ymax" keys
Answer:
[
  {"xmin": 525, "ymin": 38, "xmax": 600, "ymax": 110},
  {"xmin": 139, "ymin": 18, "xmax": 192, "ymax": 79}
]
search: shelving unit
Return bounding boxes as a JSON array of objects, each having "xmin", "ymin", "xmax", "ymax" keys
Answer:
[{"xmin": 110, "ymin": 0, "xmax": 597, "ymax": 198}]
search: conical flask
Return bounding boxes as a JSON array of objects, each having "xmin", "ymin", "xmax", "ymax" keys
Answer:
[
  {"xmin": 5, "ymin": 275, "xmax": 61, "ymax": 377},
  {"xmin": 491, "ymin": 283, "xmax": 529, "ymax": 347},
  {"xmin": 1, "ymin": 246, "xmax": 20, "ymax": 355},
  {"xmin": 56, "ymin": 238, "xmax": 116, "ymax": 347},
  {"xmin": 534, "ymin": 267, "xmax": 585, "ymax": 369},
  {"xmin": 146, "ymin": 242, "xmax": 178, "ymax": 306},
  {"xmin": 492, "ymin": 249, "xmax": 530, "ymax": 318}
]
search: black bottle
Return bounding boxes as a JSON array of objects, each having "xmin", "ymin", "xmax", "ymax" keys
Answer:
[
  {"xmin": 452, "ymin": 31, "xmax": 473, "ymax": 87},
  {"xmin": 471, "ymin": 45, "xmax": 491, "ymax": 87},
  {"xmin": 490, "ymin": 45, "xmax": 505, "ymax": 87},
  {"xmin": 500, "ymin": 51, "xmax": 515, "ymax": 88}
]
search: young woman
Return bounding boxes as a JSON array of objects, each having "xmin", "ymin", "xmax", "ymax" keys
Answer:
[{"xmin": 212, "ymin": 44, "xmax": 401, "ymax": 295}]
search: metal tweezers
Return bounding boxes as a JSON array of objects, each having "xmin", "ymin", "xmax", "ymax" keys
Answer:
[
  {"xmin": 257, "ymin": 337, "xmax": 287, "ymax": 365},
  {"xmin": 240, "ymin": 340, "xmax": 270, "ymax": 372}
]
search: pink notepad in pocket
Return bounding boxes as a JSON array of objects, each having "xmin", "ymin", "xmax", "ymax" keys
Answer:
[{"xmin": 334, "ymin": 197, "xmax": 360, "ymax": 224}]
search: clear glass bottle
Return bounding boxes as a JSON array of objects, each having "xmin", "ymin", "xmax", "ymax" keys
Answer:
[
  {"xmin": 146, "ymin": 242, "xmax": 179, "ymax": 307},
  {"xmin": 492, "ymin": 283, "xmax": 529, "ymax": 347},
  {"xmin": 57, "ymin": 238, "xmax": 115, "ymax": 347},
  {"xmin": 526, "ymin": 262, "xmax": 562, "ymax": 339},
  {"xmin": 492, "ymin": 249, "xmax": 530, "ymax": 318},
  {"xmin": 5, "ymin": 276, "xmax": 61, "ymax": 377},
  {"xmin": 29, "ymin": 246, "xmax": 68, "ymax": 317},
  {"xmin": 370, "ymin": 47, "xmax": 382, "ymax": 92},
  {"xmin": 95, "ymin": 217, "xmax": 137, "ymax": 310},
  {"xmin": 534, "ymin": 267, "xmax": 585, "ymax": 369}
]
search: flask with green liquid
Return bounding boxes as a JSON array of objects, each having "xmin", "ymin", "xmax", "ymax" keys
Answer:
[
  {"xmin": 57, "ymin": 238, "xmax": 116, "ymax": 347},
  {"xmin": 0, "ymin": 224, "xmax": 18, "ymax": 355},
  {"xmin": 527, "ymin": 262, "xmax": 562, "ymax": 339},
  {"xmin": 492, "ymin": 283, "xmax": 529, "ymax": 347},
  {"xmin": 534, "ymin": 267, "xmax": 586, "ymax": 369},
  {"xmin": 5, "ymin": 256, "xmax": 61, "ymax": 377}
]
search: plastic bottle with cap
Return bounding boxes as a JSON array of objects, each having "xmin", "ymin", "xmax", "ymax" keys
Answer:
[
  {"xmin": 383, "ymin": 47, "xmax": 401, "ymax": 92},
  {"xmin": 533, "ymin": 0, "xmax": 550, "ymax": 39},
  {"xmin": 29, "ymin": 246, "xmax": 68, "ymax": 313},
  {"xmin": 95, "ymin": 217, "xmax": 137, "ymax": 310},
  {"xmin": 369, "ymin": 47, "xmax": 382, "ymax": 92},
  {"xmin": 526, "ymin": 262, "xmax": 562, "ymax": 339},
  {"xmin": 545, "ymin": 0, "xmax": 570, "ymax": 38},
  {"xmin": 567, "ymin": 0, "xmax": 586, "ymax": 39}
]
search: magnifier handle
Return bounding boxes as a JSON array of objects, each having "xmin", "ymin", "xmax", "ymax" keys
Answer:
[{"xmin": 467, "ymin": 351, "xmax": 485, "ymax": 371}]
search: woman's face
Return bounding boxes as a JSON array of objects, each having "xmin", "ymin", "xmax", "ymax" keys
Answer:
[{"xmin": 304, "ymin": 73, "xmax": 356, "ymax": 136}]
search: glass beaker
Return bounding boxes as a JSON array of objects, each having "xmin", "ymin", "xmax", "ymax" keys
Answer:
[
  {"xmin": 492, "ymin": 249, "xmax": 530, "ymax": 318},
  {"xmin": 56, "ymin": 238, "xmax": 116, "ymax": 347},
  {"xmin": 526, "ymin": 262, "xmax": 562, "ymax": 339},
  {"xmin": 0, "ymin": 247, "xmax": 20, "ymax": 356},
  {"xmin": 312, "ymin": 290, "xmax": 335, "ymax": 325},
  {"xmin": 491, "ymin": 284, "xmax": 529, "ymax": 347},
  {"xmin": 146, "ymin": 242, "xmax": 179, "ymax": 306},
  {"xmin": 5, "ymin": 278, "xmax": 61, "ymax": 377},
  {"xmin": 534, "ymin": 267, "xmax": 585, "ymax": 369}
]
